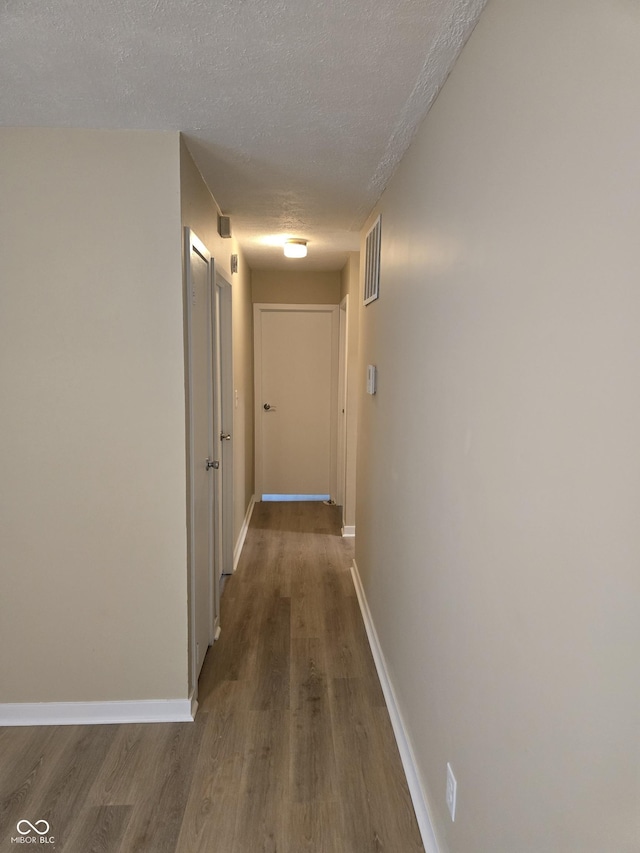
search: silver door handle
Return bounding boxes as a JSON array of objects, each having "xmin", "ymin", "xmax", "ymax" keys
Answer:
[
  {"xmin": 263, "ymin": 403, "xmax": 276, "ymax": 411},
  {"xmin": 206, "ymin": 459, "xmax": 219, "ymax": 470},
  {"xmin": 220, "ymin": 432, "xmax": 231, "ymax": 441}
]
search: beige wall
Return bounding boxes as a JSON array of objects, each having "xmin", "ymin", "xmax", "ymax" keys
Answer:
[
  {"xmin": 0, "ymin": 129, "xmax": 189, "ymax": 703},
  {"xmin": 252, "ymin": 269, "xmax": 341, "ymax": 304},
  {"xmin": 340, "ymin": 253, "xmax": 360, "ymax": 530},
  {"xmin": 356, "ymin": 1, "xmax": 640, "ymax": 851},
  {"xmin": 180, "ymin": 139, "xmax": 255, "ymax": 547}
]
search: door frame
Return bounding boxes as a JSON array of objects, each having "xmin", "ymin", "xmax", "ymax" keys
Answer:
[
  {"xmin": 253, "ymin": 303, "xmax": 339, "ymax": 501},
  {"xmin": 184, "ymin": 227, "xmax": 217, "ymax": 697},
  {"xmin": 336, "ymin": 295, "xmax": 349, "ymax": 516},
  {"xmin": 214, "ymin": 269, "xmax": 234, "ymax": 576}
]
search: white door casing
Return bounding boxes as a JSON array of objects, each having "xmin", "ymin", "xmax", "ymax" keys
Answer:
[
  {"xmin": 254, "ymin": 304, "xmax": 339, "ymax": 500},
  {"xmin": 337, "ymin": 295, "xmax": 349, "ymax": 515}
]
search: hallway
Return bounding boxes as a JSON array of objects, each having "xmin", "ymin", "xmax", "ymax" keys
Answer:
[
  {"xmin": 180, "ymin": 500, "xmax": 424, "ymax": 852},
  {"xmin": 0, "ymin": 502, "xmax": 424, "ymax": 853}
]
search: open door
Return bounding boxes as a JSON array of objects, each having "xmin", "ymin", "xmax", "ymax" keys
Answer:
[
  {"xmin": 213, "ymin": 269, "xmax": 234, "ymax": 580},
  {"xmin": 336, "ymin": 295, "xmax": 349, "ymax": 516},
  {"xmin": 185, "ymin": 229, "xmax": 218, "ymax": 692}
]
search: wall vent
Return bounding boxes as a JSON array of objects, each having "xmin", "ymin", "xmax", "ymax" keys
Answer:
[
  {"xmin": 364, "ymin": 215, "xmax": 381, "ymax": 305},
  {"xmin": 218, "ymin": 215, "xmax": 232, "ymax": 239}
]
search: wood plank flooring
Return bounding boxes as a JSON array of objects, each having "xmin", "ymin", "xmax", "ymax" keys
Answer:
[{"xmin": 0, "ymin": 502, "xmax": 424, "ymax": 852}]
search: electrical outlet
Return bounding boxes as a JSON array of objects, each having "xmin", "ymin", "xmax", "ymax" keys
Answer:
[{"xmin": 446, "ymin": 762, "xmax": 457, "ymax": 821}]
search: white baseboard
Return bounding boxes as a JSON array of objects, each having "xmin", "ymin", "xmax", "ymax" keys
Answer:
[
  {"xmin": 0, "ymin": 698, "xmax": 196, "ymax": 727},
  {"xmin": 233, "ymin": 494, "xmax": 256, "ymax": 572},
  {"xmin": 342, "ymin": 525, "xmax": 356, "ymax": 537},
  {"xmin": 350, "ymin": 559, "xmax": 440, "ymax": 853}
]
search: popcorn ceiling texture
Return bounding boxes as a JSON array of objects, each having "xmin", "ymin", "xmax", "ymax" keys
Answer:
[{"xmin": 0, "ymin": 0, "xmax": 487, "ymax": 269}]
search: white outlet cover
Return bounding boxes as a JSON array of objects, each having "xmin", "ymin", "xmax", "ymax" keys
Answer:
[{"xmin": 446, "ymin": 762, "xmax": 457, "ymax": 821}]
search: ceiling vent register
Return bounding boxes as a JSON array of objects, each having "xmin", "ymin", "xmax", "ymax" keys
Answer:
[{"xmin": 364, "ymin": 215, "xmax": 381, "ymax": 305}]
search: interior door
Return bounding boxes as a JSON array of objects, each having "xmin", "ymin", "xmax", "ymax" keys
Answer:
[
  {"xmin": 336, "ymin": 296, "xmax": 349, "ymax": 511},
  {"xmin": 212, "ymin": 279, "xmax": 224, "ymax": 591},
  {"xmin": 254, "ymin": 304, "xmax": 339, "ymax": 500},
  {"xmin": 215, "ymin": 271, "xmax": 234, "ymax": 576},
  {"xmin": 185, "ymin": 229, "xmax": 217, "ymax": 684}
]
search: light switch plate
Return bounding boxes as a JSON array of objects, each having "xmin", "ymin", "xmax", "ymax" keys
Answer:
[{"xmin": 367, "ymin": 364, "xmax": 377, "ymax": 395}]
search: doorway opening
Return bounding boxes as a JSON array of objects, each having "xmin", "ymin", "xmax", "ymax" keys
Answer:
[{"xmin": 253, "ymin": 303, "xmax": 339, "ymax": 503}]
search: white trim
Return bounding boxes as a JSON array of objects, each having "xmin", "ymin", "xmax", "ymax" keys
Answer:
[
  {"xmin": 0, "ymin": 698, "xmax": 195, "ymax": 727},
  {"xmin": 342, "ymin": 525, "xmax": 356, "ymax": 537},
  {"xmin": 336, "ymin": 295, "xmax": 349, "ymax": 509},
  {"xmin": 233, "ymin": 494, "xmax": 256, "ymax": 572},
  {"xmin": 350, "ymin": 559, "xmax": 440, "ymax": 853}
]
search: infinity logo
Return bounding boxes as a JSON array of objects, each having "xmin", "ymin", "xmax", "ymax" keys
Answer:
[{"xmin": 16, "ymin": 820, "xmax": 50, "ymax": 836}]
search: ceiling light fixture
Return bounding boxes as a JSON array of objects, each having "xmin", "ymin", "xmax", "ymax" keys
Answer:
[{"xmin": 283, "ymin": 239, "xmax": 307, "ymax": 259}]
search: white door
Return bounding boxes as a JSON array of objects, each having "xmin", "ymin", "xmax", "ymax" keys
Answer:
[
  {"xmin": 215, "ymin": 271, "xmax": 234, "ymax": 576},
  {"xmin": 336, "ymin": 295, "xmax": 349, "ymax": 511},
  {"xmin": 254, "ymin": 304, "xmax": 339, "ymax": 500},
  {"xmin": 211, "ymin": 272, "xmax": 234, "ymax": 587},
  {"xmin": 185, "ymin": 229, "xmax": 217, "ymax": 685},
  {"xmin": 211, "ymin": 279, "xmax": 224, "ymax": 606}
]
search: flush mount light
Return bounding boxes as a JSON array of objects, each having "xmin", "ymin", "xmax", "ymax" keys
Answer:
[{"xmin": 283, "ymin": 239, "xmax": 307, "ymax": 259}]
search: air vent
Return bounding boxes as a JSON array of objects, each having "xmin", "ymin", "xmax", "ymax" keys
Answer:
[
  {"xmin": 364, "ymin": 215, "xmax": 381, "ymax": 305},
  {"xmin": 218, "ymin": 215, "xmax": 232, "ymax": 239}
]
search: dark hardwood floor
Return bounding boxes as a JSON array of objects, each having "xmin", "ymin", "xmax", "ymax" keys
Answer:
[{"xmin": 0, "ymin": 502, "xmax": 424, "ymax": 852}]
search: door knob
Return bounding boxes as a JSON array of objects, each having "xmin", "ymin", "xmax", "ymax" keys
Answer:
[
  {"xmin": 263, "ymin": 403, "xmax": 271, "ymax": 410},
  {"xmin": 220, "ymin": 432, "xmax": 231, "ymax": 441},
  {"xmin": 206, "ymin": 459, "xmax": 219, "ymax": 470}
]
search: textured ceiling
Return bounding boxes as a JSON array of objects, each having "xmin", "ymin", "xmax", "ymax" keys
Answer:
[{"xmin": 0, "ymin": 0, "xmax": 487, "ymax": 270}]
